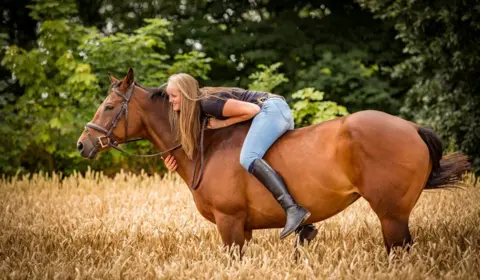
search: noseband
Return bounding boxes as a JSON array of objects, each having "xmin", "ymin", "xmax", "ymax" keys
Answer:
[{"xmin": 84, "ymin": 82, "xmax": 181, "ymax": 158}]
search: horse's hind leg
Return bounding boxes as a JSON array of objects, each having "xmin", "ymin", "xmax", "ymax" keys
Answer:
[
  {"xmin": 244, "ymin": 230, "xmax": 252, "ymax": 242},
  {"xmin": 296, "ymin": 224, "xmax": 318, "ymax": 245},
  {"xmin": 361, "ymin": 166, "xmax": 426, "ymax": 254},
  {"xmin": 364, "ymin": 186, "xmax": 417, "ymax": 254},
  {"xmin": 359, "ymin": 145, "xmax": 428, "ymax": 254}
]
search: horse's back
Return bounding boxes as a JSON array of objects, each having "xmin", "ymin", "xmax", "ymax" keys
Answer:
[{"xmin": 342, "ymin": 110, "xmax": 427, "ymax": 174}]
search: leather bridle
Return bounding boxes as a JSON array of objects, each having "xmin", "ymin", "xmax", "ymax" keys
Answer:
[
  {"xmin": 84, "ymin": 82, "xmax": 181, "ymax": 159},
  {"xmin": 83, "ymin": 81, "xmax": 205, "ymax": 190}
]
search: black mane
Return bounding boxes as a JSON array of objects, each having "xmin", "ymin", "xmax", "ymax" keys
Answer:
[
  {"xmin": 110, "ymin": 79, "xmax": 168, "ymax": 100},
  {"xmin": 111, "ymin": 81, "xmax": 167, "ymax": 99},
  {"xmin": 133, "ymin": 82, "xmax": 167, "ymax": 99}
]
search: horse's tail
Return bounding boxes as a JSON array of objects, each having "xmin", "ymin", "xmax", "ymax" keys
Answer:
[{"xmin": 417, "ymin": 127, "xmax": 470, "ymax": 189}]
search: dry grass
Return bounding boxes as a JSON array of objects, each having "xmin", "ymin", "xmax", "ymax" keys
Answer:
[{"xmin": 0, "ymin": 170, "xmax": 479, "ymax": 280}]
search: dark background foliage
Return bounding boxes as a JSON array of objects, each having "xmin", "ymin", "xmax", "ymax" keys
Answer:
[{"xmin": 1, "ymin": 0, "xmax": 478, "ymax": 176}]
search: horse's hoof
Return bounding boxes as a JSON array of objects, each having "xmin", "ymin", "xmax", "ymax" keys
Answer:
[{"xmin": 296, "ymin": 224, "xmax": 318, "ymax": 245}]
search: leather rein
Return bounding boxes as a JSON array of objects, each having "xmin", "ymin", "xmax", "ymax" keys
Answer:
[{"xmin": 84, "ymin": 82, "xmax": 205, "ymax": 190}]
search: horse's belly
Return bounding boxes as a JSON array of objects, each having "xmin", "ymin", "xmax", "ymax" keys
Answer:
[
  {"xmin": 245, "ymin": 178, "xmax": 359, "ymax": 229},
  {"xmin": 244, "ymin": 118, "xmax": 360, "ymax": 229}
]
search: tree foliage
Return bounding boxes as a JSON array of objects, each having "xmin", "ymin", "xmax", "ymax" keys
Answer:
[
  {"xmin": 0, "ymin": 0, "xmax": 212, "ymax": 176},
  {"xmin": 295, "ymin": 50, "xmax": 401, "ymax": 113},
  {"xmin": 291, "ymin": 88, "xmax": 349, "ymax": 127},
  {"xmin": 358, "ymin": 0, "xmax": 480, "ymax": 173},
  {"xmin": 248, "ymin": 63, "xmax": 349, "ymax": 128},
  {"xmin": 2, "ymin": 0, "xmax": 478, "ymax": 176},
  {"xmin": 1, "ymin": 0, "xmax": 100, "ymax": 175},
  {"xmin": 248, "ymin": 63, "xmax": 289, "ymax": 93},
  {"xmin": 67, "ymin": 0, "xmax": 405, "ymax": 105}
]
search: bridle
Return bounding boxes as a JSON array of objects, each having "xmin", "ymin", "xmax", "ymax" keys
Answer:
[
  {"xmin": 84, "ymin": 82, "xmax": 181, "ymax": 158},
  {"xmin": 83, "ymin": 81, "xmax": 205, "ymax": 190}
]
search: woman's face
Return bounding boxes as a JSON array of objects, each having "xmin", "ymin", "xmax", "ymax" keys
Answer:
[{"xmin": 166, "ymin": 83, "xmax": 182, "ymax": 111}]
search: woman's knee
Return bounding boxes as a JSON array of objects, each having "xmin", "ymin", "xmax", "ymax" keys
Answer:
[{"xmin": 239, "ymin": 152, "xmax": 258, "ymax": 172}]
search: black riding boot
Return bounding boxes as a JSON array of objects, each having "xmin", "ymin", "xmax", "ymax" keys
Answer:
[{"xmin": 250, "ymin": 158, "xmax": 311, "ymax": 239}]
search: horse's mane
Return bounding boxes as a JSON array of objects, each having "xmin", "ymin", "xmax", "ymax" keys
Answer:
[
  {"xmin": 137, "ymin": 82, "xmax": 167, "ymax": 100},
  {"xmin": 110, "ymin": 81, "xmax": 167, "ymax": 100}
]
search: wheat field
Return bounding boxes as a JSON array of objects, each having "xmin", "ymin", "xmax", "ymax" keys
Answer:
[{"xmin": 0, "ymin": 170, "xmax": 479, "ymax": 280}]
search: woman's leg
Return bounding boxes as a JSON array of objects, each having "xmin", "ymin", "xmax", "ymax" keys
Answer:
[
  {"xmin": 240, "ymin": 99, "xmax": 310, "ymax": 239},
  {"xmin": 239, "ymin": 98, "xmax": 293, "ymax": 171}
]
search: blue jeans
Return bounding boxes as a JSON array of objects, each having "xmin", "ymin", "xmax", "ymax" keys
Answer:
[{"xmin": 240, "ymin": 98, "xmax": 295, "ymax": 172}]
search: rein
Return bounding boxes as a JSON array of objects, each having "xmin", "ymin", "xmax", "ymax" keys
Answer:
[
  {"xmin": 191, "ymin": 117, "xmax": 208, "ymax": 190},
  {"xmin": 84, "ymin": 82, "xmax": 206, "ymax": 190}
]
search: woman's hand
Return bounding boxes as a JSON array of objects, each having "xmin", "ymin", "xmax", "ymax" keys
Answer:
[
  {"xmin": 207, "ymin": 117, "xmax": 228, "ymax": 129},
  {"xmin": 162, "ymin": 154, "xmax": 178, "ymax": 172}
]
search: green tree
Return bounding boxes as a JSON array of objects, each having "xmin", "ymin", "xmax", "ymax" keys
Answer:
[
  {"xmin": 291, "ymin": 88, "xmax": 349, "ymax": 127},
  {"xmin": 72, "ymin": 0, "xmax": 407, "ymax": 112},
  {"xmin": 248, "ymin": 63, "xmax": 348, "ymax": 127},
  {"xmin": 358, "ymin": 0, "xmax": 480, "ymax": 174},
  {"xmin": 1, "ymin": 0, "xmax": 212, "ymax": 176},
  {"xmin": 0, "ymin": 0, "xmax": 415, "ymax": 176},
  {"xmin": 1, "ymin": 0, "xmax": 100, "ymax": 175},
  {"xmin": 248, "ymin": 63, "xmax": 289, "ymax": 92},
  {"xmin": 0, "ymin": 0, "xmax": 39, "ymax": 108},
  {"xmin": 295, "ymin": 50, "xmax": 401, "ymax": 113}
]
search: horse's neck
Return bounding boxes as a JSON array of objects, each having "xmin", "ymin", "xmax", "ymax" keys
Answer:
[
  {"xmin": 141, "ymin": 97, "xmax": 195, "ymax": 185},
  {"xmin": 137, "ymin": 90, "xmax": 249, "ymax": 189}
]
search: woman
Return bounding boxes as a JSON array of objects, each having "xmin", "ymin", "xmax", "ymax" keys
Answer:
[{"xmin": 163, "ymin": 73, "xmax": 310, "ymax": 239}]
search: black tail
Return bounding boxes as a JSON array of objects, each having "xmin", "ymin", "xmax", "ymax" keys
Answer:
[{"xmin": 417, "ymin": 127, "xmax": 470, "ymax": 189}]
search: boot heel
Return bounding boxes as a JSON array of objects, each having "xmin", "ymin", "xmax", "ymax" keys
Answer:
[
  {"xmin": 280, "ymin": 208, "xmax": 311, "ymax": 239},
  {"xmin": 301, "ymin": 211, "xmax": 311, "ymax": 224}
]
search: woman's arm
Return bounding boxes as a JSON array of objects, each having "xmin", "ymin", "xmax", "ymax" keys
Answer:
[{"xmin": 208, "ymin": 99, "xmax": 260, "ymax": 129}]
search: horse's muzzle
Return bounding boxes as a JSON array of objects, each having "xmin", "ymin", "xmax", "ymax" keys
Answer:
[
  {"xmin": 77, "ymin": 139, "xmax": 97, "ymax": 159},
  {"xmin": 77, "ymin": 141, "xmax": 84, "ymax": 152}
]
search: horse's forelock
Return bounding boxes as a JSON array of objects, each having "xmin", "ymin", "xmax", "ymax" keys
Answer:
[{"xmin": 111, "ymin": 81, "xmax": 122, "ymax": 88}]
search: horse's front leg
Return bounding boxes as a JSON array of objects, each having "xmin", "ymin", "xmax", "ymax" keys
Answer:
[{"xmin": 215, "ymin": 212, "xmax": 246, "ymax": 253}]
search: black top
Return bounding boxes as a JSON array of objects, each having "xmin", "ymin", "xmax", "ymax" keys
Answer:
[{"xmin": 200, "ymin": 89, "xmax": 270, "ymax": 120}]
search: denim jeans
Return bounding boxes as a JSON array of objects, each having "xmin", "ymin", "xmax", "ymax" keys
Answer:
[{"xmin": 240, "ymin": 98, "xmax": 295, "ymax": 172}]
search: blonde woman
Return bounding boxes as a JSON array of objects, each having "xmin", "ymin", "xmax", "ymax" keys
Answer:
[{"xmin": 163, "ymin": 73, "xmax": 310, "ymax": 239}]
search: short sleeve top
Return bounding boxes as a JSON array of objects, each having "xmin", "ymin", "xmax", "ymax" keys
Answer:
[{"xmin": 199, "ymin": 89, "xmax": 270, "ymax": 120}]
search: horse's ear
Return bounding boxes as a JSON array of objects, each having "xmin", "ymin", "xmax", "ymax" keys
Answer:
[
  {"xmin": 109, "ymin": 72, "xmax": 119, "ymax": 83},
  {"xmin": 123, "ymin": 68, "xmax": 134, "ymax": 87}
]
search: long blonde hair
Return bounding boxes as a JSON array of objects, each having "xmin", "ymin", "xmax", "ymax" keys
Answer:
[
  {"xmin": 167, "ymin": 74, "xmax": 201, "ymax": 160},
  {"xmin": 167, "ymin": 73, "xmax": 238, "ymax": 159}
]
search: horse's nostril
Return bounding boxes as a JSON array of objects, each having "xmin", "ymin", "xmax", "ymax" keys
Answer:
[{"xmin": 77, "ymin": 142, "xmax": 84, "ymax": 152}]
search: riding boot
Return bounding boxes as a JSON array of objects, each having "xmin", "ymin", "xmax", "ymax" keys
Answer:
[{"xmin": 250, "ymin": 158, "xmax": 311, "ymax": 239}]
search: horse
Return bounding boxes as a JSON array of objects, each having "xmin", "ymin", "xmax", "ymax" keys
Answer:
[{"xmin": 77, "ymin": 68, "xmax": 470, "ymax": 254}]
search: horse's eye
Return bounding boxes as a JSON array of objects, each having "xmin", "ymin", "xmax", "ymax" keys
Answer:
[{"xmin": 105, "ymin": 105, "xmax": 114, "ymax": 111}]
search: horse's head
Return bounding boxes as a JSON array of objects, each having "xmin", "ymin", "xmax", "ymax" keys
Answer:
[{"xmin": 77, "ymin": 68, "xmax": 145, "ymax": 159}]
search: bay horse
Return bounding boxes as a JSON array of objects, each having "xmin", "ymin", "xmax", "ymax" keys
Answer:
[{"xmin": 77, "ymin": 69, "xmax": 470, "ymax": 254}]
